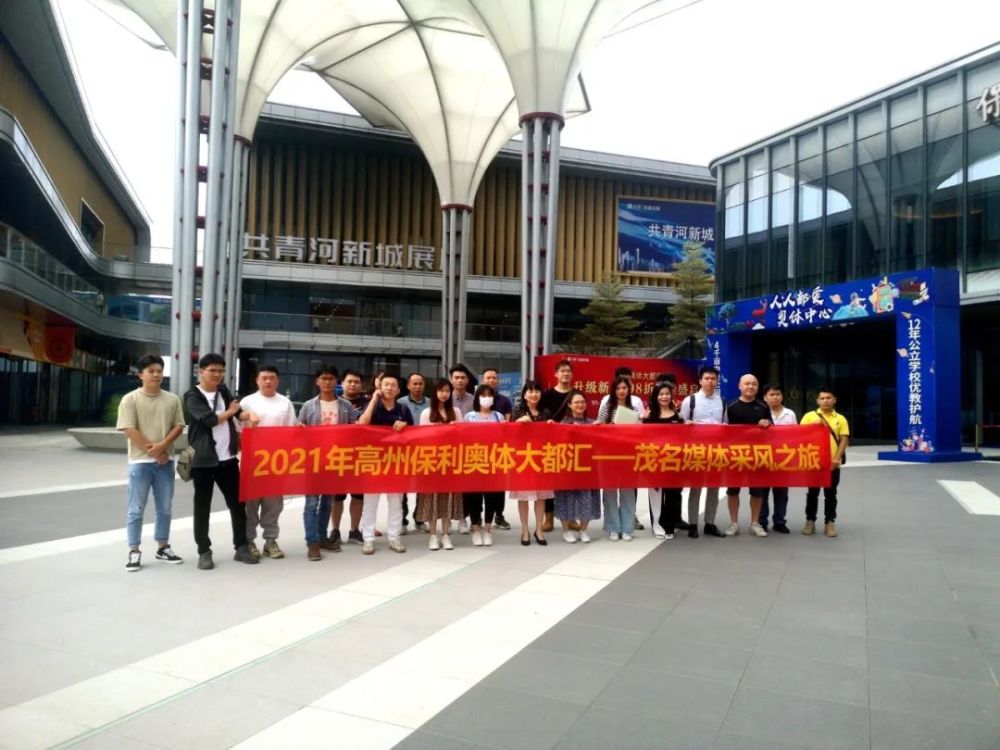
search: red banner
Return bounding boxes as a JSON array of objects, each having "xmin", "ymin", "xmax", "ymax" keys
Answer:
[
  {"xmin": 239, "ymin": 423, "xmax": 830, "ymax": 500},
  {"xmin": 534, "ymin": 354, "xmax": 700, "ymax": 418}
]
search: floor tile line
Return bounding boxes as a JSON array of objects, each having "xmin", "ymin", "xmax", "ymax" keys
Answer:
[{"xmin": 7, "ymin": 551, "xmax": 497, "ymax": 750}]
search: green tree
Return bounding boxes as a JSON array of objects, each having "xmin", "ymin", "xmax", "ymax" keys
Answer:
[
  {"xmin": 666, "ymin": 241, "xmax": 714, "ymax": 343},
  {"xmin": 569, "ymin": 276, "xmax": 645, "ymax": 354}
]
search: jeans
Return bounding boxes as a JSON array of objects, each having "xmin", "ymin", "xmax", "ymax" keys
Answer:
[
  {"xmin": 362, "ymin": 493, "xmax": 403, "ymax": 541},
  {"xmin": 126, "ymin": 460, "xmax": 175, "ymax": 547},
  {"xmin": 603, "ymin": 488, "xmax": 637, "ymax": 535},
  {"xmin": 759, "ymin": 487, "xmax": 789, "ymax": 527},
  {"xmin": 191, "ymin": 459, "xmax": 246, "ymax": 554},
  {"xmin": 303, "ymin": 494, "xmax": 334, "ymax": 544},
  {"xmin": 806, "ymin": 468, "xmax": 840, "ymax": 522}
]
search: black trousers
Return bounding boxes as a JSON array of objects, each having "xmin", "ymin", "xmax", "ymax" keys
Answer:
[
  {"xmin": 463, "ymin": 491, "xmax": 504, "ymax": 526},
  {"xmin": 805, "ymin": 468, "xmax": 840, "ymax": 522},
  {"xmin": 191, "ymin": 458, "xmax": 246, "ymax": 554},
  {"xmin": 657, "ymin": 488, "xmax": 683, "ymax": 533}
]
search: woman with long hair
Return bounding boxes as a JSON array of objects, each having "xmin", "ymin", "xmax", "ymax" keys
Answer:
[
  {"xmin": 416, "ymin": 379, "xmax": 464, "ymax": 550},
  {"xmin": 644, "ymin": 381, "xmax": 684, "ymax": 540},
  {"xmin": 597, "ymin": 376, "xmax": 639, "ymax": 541},
  {"xmin": 554, "ymin": 390, "xmax": 601, "ymax": 543},
  {"xmin": 462, "ymin": 384, "xmax": 506, "ymax": 547},
  {"xmin": 510, "ymin": 379, "xmax": 554, "ymax": 546}
]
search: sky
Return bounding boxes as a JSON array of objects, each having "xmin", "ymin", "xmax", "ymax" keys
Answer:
[{"xmin": 56, "ymin": 0, "xmax": 1000, "ymax": 261}]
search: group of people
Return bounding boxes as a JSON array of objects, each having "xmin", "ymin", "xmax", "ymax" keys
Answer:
[{"xmin": 115, "ymin": 354, "xmax": 849, "ymax": 572}]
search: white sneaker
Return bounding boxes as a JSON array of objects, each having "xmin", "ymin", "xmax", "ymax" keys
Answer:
[
  {"xmin": 388, "ymin": 538, "xmax": 406, "ymax": 553},
  {"xmin": 482, "ymin": 531, "xmax": 493, "ymax": 546},
  {"xmin": 472, "ymin": 531, "xmax": 484, "ymax": 547},
  {"xmin": 725, "ymin": 522, "xmax": 740, "ymax": 536},
  {"xmin": 562, "ymin": 531, "xmax": 577, "ymax": 544},
  {"xmin": 579, "ymin": 530, "xmax": 591, "ymax": 543},
  {"xmin": 362, "ymin": 541, "xmax": 375, "ymax": 555},
  {"xmin": 459, "ymin": 519, "xmax": 471, "ymax": 535},
  {"xmin": 654, "ymin": 530, "xmax": 666, "ymax": 540},
  {"xmin": 441, "ymin": 534, "xmax": 454, "ymax": 550},
  {"xmin": 750, "ymin": 522, "xmax": 768, "ymax": 537},
  {"xmin": 664, "ymin": 533, "xmax": 674, "ymax": 540},
  {"xmin": 622, "ymin": 533, "xmax": 634, "ymax": 542},
  {"xmin": 609, "ymin": 532, "xmax": 620, "ymax": 541},
  {"xmin": 428, "ymin": 534, "xmax": 440, "ymax": 551}
]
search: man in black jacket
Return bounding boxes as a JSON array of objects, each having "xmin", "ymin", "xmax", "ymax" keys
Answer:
[{"xmin": 184, "ymin": 353, "xmax": 259, "ymax": 570}]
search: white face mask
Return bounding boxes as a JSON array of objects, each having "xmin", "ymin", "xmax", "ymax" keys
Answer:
[{"xmin": 479, "ymin": 397, "xmax": 494, "ymax": 409}]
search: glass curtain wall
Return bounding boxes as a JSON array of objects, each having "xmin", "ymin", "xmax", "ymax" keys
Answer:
[
  {"xmin": 770, "ymin": 141, "xmax": 793, "ymax": 291},
  {"xmin": 825, "ymin": 118, "xmax": 854, "ymax": 283},
  {"xmin": 927, "ymin": 75, "xmax": 963, "ymax": 268},
  {"xmin": 745, "ymin": 151, "xmax": 768, "ymax": 297},
  {"xmin": 966, "ymin": 59, "xmax": 1000, "ymax": 273},
  {"xmin": 722, "ymin": 161, "xmax": 745, "ymax": 300},
  {"xmin": 796, "ymin": 130, "xmax": 823, "ymax": 289},
  {"xmin": 889, "ymin": 91, "xmax": 924, "ymax": 272}
]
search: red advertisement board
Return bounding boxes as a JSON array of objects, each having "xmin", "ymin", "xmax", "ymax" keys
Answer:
[{"xmin": 533, "ymin": 354, "xmax": 701, "ymax": 417}]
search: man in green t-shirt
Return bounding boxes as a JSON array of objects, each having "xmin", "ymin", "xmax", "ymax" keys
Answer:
[{"xmin": 116, "ymin": 355, "xmax": 186, "ymax": 572}]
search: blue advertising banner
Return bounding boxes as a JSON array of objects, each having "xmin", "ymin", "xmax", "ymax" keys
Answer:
[
  {"xmin": 616, "ymin": 197, "xmax": 716, "ymax": 276},
  {"xmin": 705, "ymin": 268, "xmax": 976, "ymax": 463}
]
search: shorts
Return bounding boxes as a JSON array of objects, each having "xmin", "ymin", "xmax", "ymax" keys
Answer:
[{"xmin": 726, "ymin": 487, "xmax": 767, "ymax": 498}]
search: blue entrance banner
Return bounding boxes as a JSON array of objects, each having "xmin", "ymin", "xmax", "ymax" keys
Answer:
[
  {"xmin": 705, "ymin": 268, "xmax": 978, "ymax": 463},
  {"xmin": 617, "ymin": 197, "xmax": 716, "ymax": 275}
]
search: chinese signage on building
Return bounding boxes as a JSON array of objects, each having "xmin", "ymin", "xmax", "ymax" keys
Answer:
[
  {"xmin": 616, "ymin": 197, "xmax": 716, "ymax": 276},
  {"xmin": 242, "ymin": 234, "xmax": 437, "ymax": 272},
  {"xmin": 976, "ymin": 82, "xmax": 1000, "ymax": 124}
]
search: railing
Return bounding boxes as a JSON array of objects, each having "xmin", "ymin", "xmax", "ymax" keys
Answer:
[{"xmin": 0, "ymin": 224, "xmax": 101, "ymax": 302}]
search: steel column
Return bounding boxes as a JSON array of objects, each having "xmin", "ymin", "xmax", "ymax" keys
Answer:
[
  {"xmin": 542, "ymin": 120, "xmax": 561, "ymax": 353},
  {"xmin": 529, "ymin": 117, "xmax": 544, "ymax": 369},
  {"xmin": 176, "ymin": 0, "xmax": 204, "ymax": 392},
  {"xmin": 226, "ymin": 142, "xmax": 249, "ymax": 391},
  {"xmin": 456, "ymin": 209, "xmax": 470, "ymax": 364},
  {"xmin": 169, "ymin": 0, "xmax": 188, "ymax": 379},
  {"xmin": 519, "ymin": 121, "xmax": 530, "ymax": 380}
]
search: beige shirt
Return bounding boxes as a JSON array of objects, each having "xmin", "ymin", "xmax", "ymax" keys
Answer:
[{"xmin": 116, "ymin": 388, "xmax": 186, "ymax": 463}]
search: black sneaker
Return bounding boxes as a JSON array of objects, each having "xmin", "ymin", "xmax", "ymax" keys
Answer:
[
  {"xmin": 198, "ymin": 551, "xmax": 214, "ymax": 570},
  {"xmin": 773, "ymin": 524, "xmax": 790, "ymax": 534},
  {"xmin": 493, "ymin": 515, "xmax": 511, "ymax": 531},
  {"xmin": 675, "ymin": 520, "xmax": 691, "ymax": 532},
  {"xmin": 348, "ymin": 529, "xmax": 363, "ymax": 545},
  {"xmin": 126, "ymin": 549, "xmax": 141, "ymax": 572},
  {"xmin": 688, "ymin": 527, "xmax": 699, "ymax": 539},
  {"xmin": 331, "ymin": 529, "xmax": 343, "ymax": 545},
  {"xmin": 234, "ymin": 545, "xmax": 259, "ymax": 564},
  {"xmin": 155, "ymin": 545, "xmax": 183, "ymax": 564},
  {"xmin": 633, "ymin": 521, "xmax": 645, "ymax": 531},
  {"xmin": 703, "ymin": 524, "xmax": 724, "ymax": 538}
]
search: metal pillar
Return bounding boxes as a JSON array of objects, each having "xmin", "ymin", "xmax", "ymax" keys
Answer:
[
  {"xmin": 225, "ymin": 141, "xmax": 250, "ymax": 390},
  {"xmin": 213, "ymin": 0, "xmax": 241, "ymax": 353},
  {"xmin": 168, "ymin": 0, "xmax": 187, "ymax": 380},
  {"xmin": 519, "ymin": 113, "xmax": 565, "ymax": 379},
  {"xmin": 174, "ymin": 0, "xmax": 205, "ymax": 393},
  {"xmin": 440, "ymin": 204, "xmax": 472, "ymax": 370}
]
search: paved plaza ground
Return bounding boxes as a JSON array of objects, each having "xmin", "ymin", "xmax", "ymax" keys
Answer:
[{"xmin": 0, "ymin": 429, "xmax": 999, "ymax": 749}]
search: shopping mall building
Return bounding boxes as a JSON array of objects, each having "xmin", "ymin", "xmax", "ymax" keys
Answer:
[
  {"xmin": 709, "ymin": 42, "xmax": 1000, "ymax": 447},
  {"xmin": 0, "ymin": 3, "xmax": 713, "ymax": 424}
]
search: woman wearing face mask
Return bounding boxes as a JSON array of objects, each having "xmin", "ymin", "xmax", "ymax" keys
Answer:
[
  {"xmin": 597, "ymin": 376, "xmax": 639, "ymax": 541},
  {"xmin": 643, "ymin": 382, "xmax": 684, "ymax": 540},
  {"xmin": 463, "ymin": 384, "xmax": 505, "ymax": 547},
  {"xmin": 510, "ymin": 380, "xmax": 554, "ymax": 546},
  {"xmin": 417, "ymin": 379, "xmax": 464, "ymax": 551},
  {"xmin": 554, "ymin": 390, "xmax": 601, "ymax": 543}
]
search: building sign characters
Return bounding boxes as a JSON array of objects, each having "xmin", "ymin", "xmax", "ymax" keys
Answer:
[
  {"xmin": 976, "ymin": 83, "xmax": 1000, "ymax": 124},
  {"xmin": 242, "ymin": 233, "xmax": 437, "ymax": 272}
]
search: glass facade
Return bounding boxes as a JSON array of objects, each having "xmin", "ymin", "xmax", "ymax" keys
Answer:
[{"xmin": 716, "ymin": 52, "xmax": 1000, "ymax": 299}]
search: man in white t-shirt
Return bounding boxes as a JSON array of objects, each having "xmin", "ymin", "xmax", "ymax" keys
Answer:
[
  {"xmin": 680, "ymin": 366, "xmax": 727, "ymax": 539},
  {"xmin": 759, "ymin": 383, "xmax": 797, "ymax": 533},
  {"xmin": 240, "ymin": 365, "xmax": 298, "ymax": 559}
]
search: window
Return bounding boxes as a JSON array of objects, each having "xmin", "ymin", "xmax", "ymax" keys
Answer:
[{"xmin": 80, "ymin": 202, "xmax": 104, "ymax": 255}]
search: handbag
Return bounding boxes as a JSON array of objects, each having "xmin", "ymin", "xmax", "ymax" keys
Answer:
[{"xmin": 177, "ymin": 391, "xmax": 221, "ymax": 481}]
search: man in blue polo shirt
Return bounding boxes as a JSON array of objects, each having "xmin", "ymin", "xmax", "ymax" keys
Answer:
[{"xmin": 356, "ymin": 372, "xmax": 413, "ymax": 554}]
